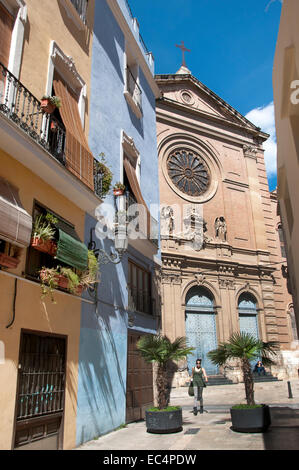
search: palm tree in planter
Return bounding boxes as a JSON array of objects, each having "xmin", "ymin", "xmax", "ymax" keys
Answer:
[
  {"xmin": 208, "ymin": 332, "xmax": 278, "ymax": 433},
  {"xmin": 137, "ymin": 334, "xmax": 194, "ymax": 434}
]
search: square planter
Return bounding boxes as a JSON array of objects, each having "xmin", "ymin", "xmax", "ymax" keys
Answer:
[
  {"xmin": 113, "ymin": 189, "xmax": 125, "ymax": 196},
  {"xmin": 230, "ymin": 404, "xmax": 271, "ymax": 433},
  {"xmin": 31, "ymin": 237, "xmax": 57, "ymax": 256},
  {"xmin": 0, "ymin": 253, "xmax": 20, "ymax": 269},
  {"xmin": 145, "ymin": 408, "xmax": 183, "ymax": 434},
  {"xmin": 40, "ymin": 99, "xmax": 56, "ymax": 114}
]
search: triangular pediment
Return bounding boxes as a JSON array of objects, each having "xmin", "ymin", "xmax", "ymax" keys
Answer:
[{"xmin": 155, "ymin": 74, "xmax": 261, "ymax": 132}]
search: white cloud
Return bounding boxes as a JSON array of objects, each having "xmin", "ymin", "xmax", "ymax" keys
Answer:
[{"xmin": 245, "ymin": 102, "xmax": 277, "ymax": 178}]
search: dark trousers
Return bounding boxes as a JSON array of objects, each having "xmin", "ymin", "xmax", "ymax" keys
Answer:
[{"xmin": 193, "ymin": 386, "xmax": 203, "ymax": 407}]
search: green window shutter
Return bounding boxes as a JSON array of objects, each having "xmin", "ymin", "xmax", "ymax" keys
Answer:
[{"xmin": 56, "ymin": 229, "xmax": 88, "ymax": 271}]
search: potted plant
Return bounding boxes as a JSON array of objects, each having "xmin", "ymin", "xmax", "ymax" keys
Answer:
[
  {"xmin": 79, "ymin": 250, "xmax": 99, "ymax": 293},
  {"xmin": 113, "ymin": 182, "xmax": 126, "ymax": 197},
  {"xmin": 40, "ymin": 95, "xmax": 61, "ymax": 114},
  {"xmin": 31, "ymin": 214, "xmax": 57, "ymax": 256},
  {"xmin": 137, "ymin": 335, "xmax": 194, "ymax": 434},
  {"xmin": 208, "ymin": 332, "xmax": 278, "ymax": 433},
  {"xmin": 39, "ymin": 267, "xmax": 60, "ymax": 302},
  {"xmin": 94, "ymin": 153, "xmax": 113, "ymax": 198},
  {"xmin": 60, "ymin": 267, "xmax": 81, "ymax": 293}
]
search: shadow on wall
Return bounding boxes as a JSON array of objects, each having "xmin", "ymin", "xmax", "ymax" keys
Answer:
[
  {"xmin": 93, "ymin": 0, "xmax": 124, "ymax": 84},
  {"xmin": 77, "ymin": 299, "xmax": 128, "ymax": 445},
  {"xmin": 263, "ymin": 407, "xmax": 299, "ymax": 450},
  {"xmin": 57, "ymin": 0, "xmax": 93, "ymax": 54}
]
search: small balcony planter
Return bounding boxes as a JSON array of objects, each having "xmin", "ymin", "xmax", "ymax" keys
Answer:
[
  {"xmin": 31, "ymin": 237, "xmax": 57, "ymax": 256},
  {"xmin": 145, "ymin": 407, "xmax": 183, "ymax": 434},
  {"xmin": 113, "ymin": 182, "xmax": 126, "ymax": 197},
  {"xmin": 230, "ymin": 404, "xmax": 271, "ymax": 433},
  {"xmin": 0, "ymin": 253, "xmax": 20, "ymax": 269},
  {"xmin": 40, "ymin": 96, "xmax": 61, "ymax": 114}
]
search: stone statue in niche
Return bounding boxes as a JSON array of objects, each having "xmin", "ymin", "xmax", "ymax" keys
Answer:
[
  {"xmin": 215, "ymin": 216, "xmax": 227, "ymax": 242},
  {"xmin": 177, "ymin": 205, "xmax": 212, "ymax": 251},
  {"xmin": 161, "ymin": 206, "xmax": 174, "ymax": 238}
]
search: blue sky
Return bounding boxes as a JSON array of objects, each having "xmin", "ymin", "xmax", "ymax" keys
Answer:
[{"xmin": 128, "ymin": 0, "xmax": 283, "ymax": 191}]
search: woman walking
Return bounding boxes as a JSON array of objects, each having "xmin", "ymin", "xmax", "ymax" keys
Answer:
[{"xmin": 191, "ymin": 359, "xmax": 208, "ymax": 415}]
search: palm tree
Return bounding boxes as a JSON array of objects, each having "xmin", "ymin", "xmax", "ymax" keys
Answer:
[
  {"xmin": 208, "ymin": 332, "xmax": 278, "ymax": 406},
  {"xmin": 137, "ymin": 335, "xmax": 194, "ymax": 410}
]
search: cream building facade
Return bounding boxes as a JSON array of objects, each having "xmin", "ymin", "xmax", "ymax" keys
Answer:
[
  {"xmin": 156, "ymin": 67, "xmax": 298, "ymax": 385},
  {"xmin": 273, "ymin": 0, "xmax": 299, "ymax": 348}
]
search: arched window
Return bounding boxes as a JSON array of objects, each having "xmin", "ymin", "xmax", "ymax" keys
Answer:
[{"xmin": 238, "ymin": 293, "xmax": 259, "ymax": 340}]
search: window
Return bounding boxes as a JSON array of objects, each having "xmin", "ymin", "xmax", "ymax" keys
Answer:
[
  {"xmin": 124, "ymin": 47, "xmax": 142, "ymax": 118},
  {"xmin": 26, "ymin": 202, "xmax": 88, "ymax": 287},
  {"xmin": 128, "ymin": 260, "xmax": 152, "ymax": 315},
  {"xmin": 70, "ymin": 0, "xmax": 88, "ymax": 23},
  {"xmin": 277, "ymin": 224, "xmax": 286, "ymax": 258},
  {"xmin": 0, "ymin": 2, "xmax": 15, "ymax": 69},
  {"xmin": 60, "ymin": 0, "xmax": 88, "ymax": 29}
]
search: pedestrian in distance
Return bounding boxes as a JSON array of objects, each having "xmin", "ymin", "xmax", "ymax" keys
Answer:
[
  {"xmin": 191, "ymin": 358, "xmax": 208, "ymax": 415},
  {"xmin": 254, "ymin": 360, "xmax": 266, "ymax": 376}
]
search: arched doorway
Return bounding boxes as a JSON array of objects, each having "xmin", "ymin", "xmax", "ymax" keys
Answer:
[{"xmin": 185, "ymin": 286, "xmax": 218, "ymax": 375}]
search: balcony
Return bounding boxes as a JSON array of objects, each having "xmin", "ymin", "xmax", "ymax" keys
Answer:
[{"xmin": 0, "ymin": 62, "xmax": 104, "ymax": 199}]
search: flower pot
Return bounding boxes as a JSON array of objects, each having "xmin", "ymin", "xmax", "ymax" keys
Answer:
[
  {"xmin": 40, "ymin": 99, "xmax": 56, "ymax": 114},
  {"xmin": 31, "ymin": 237, "xmax": 57, "ymax": 256},
  {"xmin": 230, "ymin": 404, "xmax": 271, "ymax": 433},
  {"xmin": 113, "ymin": 189, "xmax": 125, "ymax": 196},
  {"xmin": 145, "ymin": 408, "xmax": 183, "ymax": 434},
  {"xmin": 57, "ymin": 275, "xmax": 69, "ymax": 290},
  {"xmin": 0, "ymin": 253, "xmax": 20, "ymax": 269},
  {"xmin": 75, "ymin": 284, "xmax": 84, "ymax": 296}
]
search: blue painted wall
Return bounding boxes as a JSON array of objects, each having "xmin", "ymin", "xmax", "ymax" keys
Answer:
[{"xmin": 76, "ymin": 0, "xmax": 159, "ymax": 445}]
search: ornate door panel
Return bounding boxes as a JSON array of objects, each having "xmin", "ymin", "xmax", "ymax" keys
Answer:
[
  {"xmin": 185, "ymin": 312, "xmax": 218, "ymax": 375},
  {"xmin": 239, "ymin": 314, "xmax": 259, "ymax": 340}
]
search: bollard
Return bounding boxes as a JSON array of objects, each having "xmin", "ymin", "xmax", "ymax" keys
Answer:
[{"xmin": 287, "ymin": 380, "xmax": 293, "ymax": 399}]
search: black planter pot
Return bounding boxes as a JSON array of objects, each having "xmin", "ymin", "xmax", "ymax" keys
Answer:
[
  {"xmin": 230, "ymin": 404, "xmax": 271, "ymax": 433},
  {"xmin": 145, "ymin": 408, "xmax": 183, "ymax": 434}
]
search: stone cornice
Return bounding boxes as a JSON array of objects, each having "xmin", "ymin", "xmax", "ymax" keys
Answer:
[
  {"xmin": 156, "ymin": 107, "xmax": 263, "ymax": 150},
  {"xmin": 155, "ymin": 75, "xmax": 269, "ymax": 141}
]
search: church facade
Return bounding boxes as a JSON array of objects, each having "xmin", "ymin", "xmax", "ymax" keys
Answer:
[{"xmin": 156, "ymin": 67, "xmax": 298, "ymax": 384}]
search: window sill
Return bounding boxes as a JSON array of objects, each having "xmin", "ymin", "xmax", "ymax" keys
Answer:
[{"xmin": 124, "ymin": 90, "xmax": 142, "ymax": 119}]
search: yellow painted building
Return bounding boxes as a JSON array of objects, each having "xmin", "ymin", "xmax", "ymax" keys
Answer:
[{"xmin": 0, "ymin": 0, "xmax": 100, "ymax": 449}]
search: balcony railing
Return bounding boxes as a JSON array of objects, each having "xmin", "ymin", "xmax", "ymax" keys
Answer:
[
  {"xmin": 70, "ymin": 0, "xmax": 88, "ymax": 24},
  {"xmin": 128, "ymin": 286, "xmax": 155, "ymax": 316},
  {"xmin": 126, "ymin": 67, "xmax": 142, "ymax": 113},
  {"xmin": 0, "ymin": 62, "xmax": 103, "ymax": 198}
]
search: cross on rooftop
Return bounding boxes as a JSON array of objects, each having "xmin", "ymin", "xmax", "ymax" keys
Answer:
[{"xmin": 176, "ymin": 41, "xmax": 191, "ymax": 67}]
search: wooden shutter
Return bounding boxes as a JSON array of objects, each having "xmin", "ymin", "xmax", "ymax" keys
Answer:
[
  {"xmin": 123, "ymin": 155, "xmax": 151, "ymax": 235},
  {"xmin": 53, "ymin": 75, "xmax": 94, "ymax": 190},
  {"xmin": 0, "ymin": 3, "xmax": 14, "ymax": 68}
]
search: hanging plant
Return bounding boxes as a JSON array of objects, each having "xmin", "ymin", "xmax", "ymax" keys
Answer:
[{"xmin": 94, "ymin": 153, "xmax": 113, "ymax": 197}]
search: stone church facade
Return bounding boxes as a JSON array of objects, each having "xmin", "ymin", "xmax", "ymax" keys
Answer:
[{"xmin": 155, "ymin": 68, "xmax": 299, "ymax": 385}]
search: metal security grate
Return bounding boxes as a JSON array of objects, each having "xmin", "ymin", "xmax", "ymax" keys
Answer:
[{"xmin": 17, "ymin": 333, "xmax": 66, "ymax": 420}]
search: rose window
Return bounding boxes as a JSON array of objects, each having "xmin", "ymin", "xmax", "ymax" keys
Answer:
[{"xmin": 167, "ymin": 150, "xmax": 210, "ymax": 197}]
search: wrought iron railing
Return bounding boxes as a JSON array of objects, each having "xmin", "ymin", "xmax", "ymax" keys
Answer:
[
  {"xmin": 126, "ymin": 66, "xmax": 142, "ymax": 113},
  {"xmin": 128, "ymin": 286, "xmax": 155, "ymax": 315},
  {"xmin": 70, "ymin": 0, "xmax": 88, "ymax": 23},
  {"xmin": 0, "ymin": 62, "xmax": 104, "ymax": 198},
  {"xmin": 124, "ymin": 0, "xmax": 150, "ymax": 56}
]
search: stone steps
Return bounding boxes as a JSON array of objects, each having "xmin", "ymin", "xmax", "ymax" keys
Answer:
[{"xmin": 206, "ymin": 375, "xmax": 234, "ymax": 386}]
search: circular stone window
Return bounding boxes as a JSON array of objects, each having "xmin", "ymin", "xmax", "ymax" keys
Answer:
[{"xmin": 167, "ymin": 149, "xmax": 211, "ymax": 197}]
